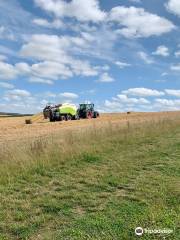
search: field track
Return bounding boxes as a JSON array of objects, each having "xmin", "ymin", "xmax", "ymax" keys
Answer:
[{"xmin": 0, "ymin": 111, "xmax": 180, "ymax": 143}]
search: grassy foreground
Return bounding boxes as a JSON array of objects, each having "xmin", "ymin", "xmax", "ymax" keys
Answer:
[{"xmin": 0, "ymin": 118, "xmax": 180, "ymax": 239}]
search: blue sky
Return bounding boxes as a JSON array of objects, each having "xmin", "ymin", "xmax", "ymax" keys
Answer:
[{"xmin": 0, "ymin": 0, "xmax": 180, "ymax": 113}]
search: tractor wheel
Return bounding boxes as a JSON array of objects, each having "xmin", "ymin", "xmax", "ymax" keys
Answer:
[
  {"xmin": 57, "ymin": 116, "xmax": 62, "ymax": 121},
  {"xmin": 72, "ymin": 115, "xmax": 79, "ymax": 120},
  {"xmin": 65, "ymin": 114, "xmax": 72, "ymax": 121},
  {"xmin": 93, "ymin": 112, "xmax": 97, "ymax": 118}
]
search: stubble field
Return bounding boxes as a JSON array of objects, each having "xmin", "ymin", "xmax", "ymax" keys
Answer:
[
  {"xmin": 0, "ymin": 111, "xmax": 180, "ymax": 143},
  {"xmin": 0, "ymin": 111, "xmax": 180, "ymax": 240}
]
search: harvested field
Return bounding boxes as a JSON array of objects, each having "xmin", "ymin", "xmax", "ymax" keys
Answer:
[
  {"xmin": 0, "ymin": 111, "xmax": 180, "ymax": 143},
  {"xmin": 0, "ymin": 111, "xmax": 180, "ymax": 239}
]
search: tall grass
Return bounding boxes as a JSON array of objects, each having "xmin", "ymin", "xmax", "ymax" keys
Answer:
[
  {"xmin": 0, "ymin": 116, "xmax": 180, "ymax": 239},
  {"xmin": 0, "ymin": 117, "xmax": 179, "ymax": 184}
]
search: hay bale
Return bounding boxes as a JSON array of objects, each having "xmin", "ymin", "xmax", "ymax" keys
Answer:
[{"xmin": 25, "ymin": 119, "xmax": 32, "ymax": 124}]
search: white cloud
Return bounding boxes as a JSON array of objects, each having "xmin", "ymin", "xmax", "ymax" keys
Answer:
[
  {"xmin": 152, "ymin": 45, "xmax": 169, "ymax": 57},
  {"xmin": 122, "ymin": 88, "xmax": 165, "ymax": 97},
  {"xmin": 117, "ymin": 94, "xmax": 150, "ymax": 104},
  {"xmin": 15, "ymin": 62, "xmax": 31, "ymax": 75},
  {"xmin": 31, "ymin": 61, "xmax": 73, "ymax": 80},
  {"xmin": 165, "ymin": 89, "xmax": 180, "ymax": 97},
  {"xmin": 138, "ymin": 51, "xmax": 154, "ymax": 64},
  {"xmin": 155, "ymin": 98, "xmax": 180, "ymax": 111},
  {"xmin": 104, "ymin": 100, "xmax": 123, "ymax": 110},
  {"xmin": 20, "ymin": 34, "xmax": 98, "ymax": 79},
  {"xmin": 170, "ymin": 64, "xmax": 180, "ymax": 71},
  {"xmin": 21, "ymin": 34, "xmax": 68, "ymax": 62},
  {"xmin": 175, "ymin": 50, "xmax": 180, "ymax": 57},
  {"xmin": 0, "ymin": 54, "xmax": 7, "ymax": 61},
  {"xmin": 29, "ymin": 77, "xmax": 54, "ymax": 85},
  {"xmin": 34, "ymin": 0, "xmax": 106, "ymax": 22},
  {"xmin": 161, "ymin": 72, "xmax": 168, "ymax": 76},
  {"xmin": 102, "ymin": 88, "xmax": 180, "ymax": 112},
  {"xmin": 115, "ymin": 61, "xmax": 131, "ymax": 69},
  {"xmin": 7, "ymin": 89, "xmax": 31, "ymax": 97},
  {"xmin": 0, "ymin": 61, "xmax": 33, "ymax": 80},
  {"xmin": 109, "ymin": 6, "xmax": 175, "ymax": 38},
  {"xmin": 98, "ymin": 72, "xmax": 114, "ymax": 82},
  {"xmin": 94, "ymin": 65, "xmax": 110, "ymax": 71},
  {"xmin": 4, "ymin": 89, "xmax": 31, "ymax": 102},
  {"xmin": 0, "ymin": 61, "xmax": 18, "ymax": 80},
  {"xmin": 104, "ymin": 93, "xmax": 150, "ymax": 112},
  {"xmin": 33, "ymin": 18, "xmax": 64, "ymax": 29},
  {"xmin": 166, "ymin": 0, "xmax": 180, "ymax": 17},
  {"xmin": 59, "ymin": 92, "xmax": 79, "ymax": 99},
  {"xmin": 0, "ymin": 82, "xmax": 14, "ymax": 89}
]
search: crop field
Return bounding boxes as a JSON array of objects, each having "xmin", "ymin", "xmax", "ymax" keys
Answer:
[
  {"xmin": 0, "ymin": 111, "xmax": 180, "ymax": 143},
  {"xmin": 0, "ymin": 112, "xmax": 180, "ymax": 239}
]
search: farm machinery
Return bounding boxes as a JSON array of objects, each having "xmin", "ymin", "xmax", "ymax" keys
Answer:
[
  {"xmin": 43, "ymin": 103, "xmax": 99, "ymax": 122},
  {"xmin": 78, "ymin": 103, "xmax": 99, "ymax": 119}
]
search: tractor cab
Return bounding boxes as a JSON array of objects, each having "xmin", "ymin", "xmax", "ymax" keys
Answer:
[
  {"xmin": 79, "ymin": 103, "xmax": 94, "ymax": 111},
  {"xmin": 78, "ymin": 103, "xmax": 99, "ymax": 119}
]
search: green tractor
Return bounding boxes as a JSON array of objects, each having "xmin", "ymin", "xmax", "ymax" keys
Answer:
[{"xmin": 78, "ymin": 103, "xmax": 99, "ymax": 119}]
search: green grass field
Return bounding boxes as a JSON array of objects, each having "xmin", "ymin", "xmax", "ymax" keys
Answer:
[{"xmin": 0, "ymin": 118, "xmax": 180, "ymax": 239}]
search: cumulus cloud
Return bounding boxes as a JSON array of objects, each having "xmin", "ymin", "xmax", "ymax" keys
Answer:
[
  {"xmin": 21, "ymin": 34, "xmax": 68, "ymax": 62},
  {"xmin": 165, "ymin": 89, "xmax": 180, "ymax": 97},
  {"xmin": 7, "ymin": 89, "xmax": 31, "ymax": 97},
  {"xmin": 20, "ymin": 34, "xmax": 98, "ymax": 79},
  {"xmin": 155, "ymin": 98, "xmax": 180, "ymax": 111},
  {"xmin": 117, "ymin": 94, "xmax": 150, "ymax": 104},
  {"xmin": 33, "ymin": 18, "xmax": 64, "ymax": 29},
  {"xmin": 104, "ymin": 93, "xmax": 150, "ymax": 112},
  {"xmin": 29, "ymin": 77, "xmax": 54, "ymax": 85},
  {"xmin": 59, "ymin": 92, "xmax": 79, "ymax": 99},
  {"xmin": 109, "ymin": 6, "xmax": 175, "ymax": 38},
  {"xmin": 98, "ymin": 72, "xmax": 114, "ymax": 82},
  {"xmin": 102, "ymin": 88, "xmax": 180, "ymax": 112},
  {"xmin": 15, "ymin": 62, "xmax": 31, "ymax": 75},
  {"xmin": 0, "ymin": 81, "xmax": 14, "ymax": 89},
  {"xmin": 166, "ymin": 0, "xmax": 180, "ymax": 17},
  {"xmin": 31, "ymin": 61, "xmax": 73, "ymax": 80},
  {"xmin": 122, "ymin": 88, "xmax": 165, "ymax": 97},
  {"xmin": 0, "ymin": 61, "xmax": 32, "ymax": 80},
  {"xmin": 0, "ymin": 61, "xmax": 18, "ymax": 80},
  {"xmin": 152, "ymin": 45, "xmax": 169, "ymax": 57},
  {"xmin": 34, "ymin": 0, "xmax": 106, "ymax": 22},
  {"xmin": 4, "ymin": 89, "xmax": 31, "ymax": 102}
]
